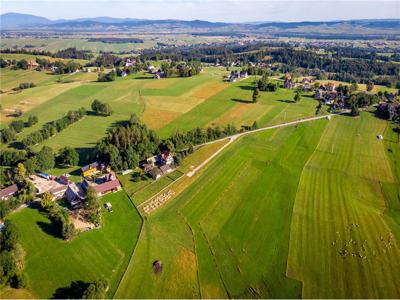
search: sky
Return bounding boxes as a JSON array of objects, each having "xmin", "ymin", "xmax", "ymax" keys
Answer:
[{"xmin": 1, "ymin": 0, "xmax": 399, "ymax": 22}]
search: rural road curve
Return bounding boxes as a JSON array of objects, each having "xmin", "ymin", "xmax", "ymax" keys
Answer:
[{"xmin": 187, "ymin": 113, "xmax": 341, "ymax": 177}]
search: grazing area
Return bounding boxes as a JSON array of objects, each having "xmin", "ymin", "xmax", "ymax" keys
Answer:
[
  {"xmin": 7, "ymin": 191, "xmax": 142, "ymax": 299},
  {"xmin": 287, "ymin": 113, "xmax": 400, "ymax": 298},
  {"xmin": 116, "ymin": 113, "xmax": 400, "ymax": 298},
  {"xmin": 116, "ymin": 119, "xmax": 327, "ymax": 298}
]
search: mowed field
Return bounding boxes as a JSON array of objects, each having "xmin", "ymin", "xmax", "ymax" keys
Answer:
[
  {"xmin": 1, "ymin": 65, "xmax": 321, "ymax": 156},
  {"xmin": 287, "ymin": 113, "xmax": 400, "ymax": 298},
  {"xmin": 116, "ymin": 113, "xmax": 400, "ymax": 298},
  {"xmin": 8, "ymin": 191, "xmax": 142, "ymax": 299}
]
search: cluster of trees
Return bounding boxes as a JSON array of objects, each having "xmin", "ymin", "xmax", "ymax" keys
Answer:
[
  {"xmin": 58, "ymin": 146, "xmax": 79, "ymax": 166},
  {"xmin": 0, "ymin": 57, "xmax": 83, "ymax": 74},
  {"xmin": 0, "ymin": 115, "xmax": 38, "ymax": 144},
  {"xmin": 84, "ymin": 187, "xmax": 102, "ymax": 226},
  {"xmin": 97, "ymin": 71, "xmax": 116, "ymax": 82},
  {"xmin": 54, "ymin": 48, "xmax": 93, "ymax": 60},
  {"xmin": 95, "ymin": 114, "xmax": 159, "ymax": 171},
  {"xmin": 93, "ymin": 54, "xmax": 122, "ymax": 68},
  {"xmin": 0, "ymin": 164, "xmax": 35, "ymax": 219},
  {"xmin": 257, "ymin": 75, "xmax": 279, "ymax": 92},
  {"xmin": 96, "ymin": 113, "xmax": 260, "ymax": 171},
  {"xmin": 0, "ymin": 220, "xmax": 28, "ymax": 289},
  {"xmin": 13, "ymin": 82, "xmax": 36, "ymax": 91},
  {"xmin": 159, "ymin": 61, "xmax": 203, "ymax": 78},
  {"xmin": 40, "ymin": 192, "xmax": 76, "ymax": 240},
  {"xmin": 91, "ymin": 99, "xmax": 113, "ymax": 116},
  {"xmin": 52, "ymin": 60, "xmax": 81, "ymax": 74},
  {"xmin": 21, "ymin": 108, "xmax": 85, "ymax": 148},
  {"xmin": 53, "ymin": 279, "xmax": 109, "ymax": 299},
  {"xmin": 23, "ymin": 146, "xmax": 55, "ymax": 174}
]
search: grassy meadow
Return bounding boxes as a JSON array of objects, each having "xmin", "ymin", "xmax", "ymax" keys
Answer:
[
  {"xmin": 7, "ymin": 191, "xmax": 142, "ymax": 299},
  {"xmin": 115, "ymin": 113, "xmax": 400, "ymax": 299}
]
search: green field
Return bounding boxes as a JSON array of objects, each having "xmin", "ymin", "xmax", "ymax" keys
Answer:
[
  {"xmin": 115, "ymin": 113, "xmax": 400, "ymax": 298},
  {"xmin": 8, "ymin": 191, "xmax": 142, "ymax": 299},
  {"xmin": 1, "ymin": 66, "xmax": 324, "ymax": 154}
]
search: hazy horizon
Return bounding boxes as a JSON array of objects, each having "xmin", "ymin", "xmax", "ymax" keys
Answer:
[{"xmin": 1, "ymin": 0, "xmax": 399, "ymax": 23}]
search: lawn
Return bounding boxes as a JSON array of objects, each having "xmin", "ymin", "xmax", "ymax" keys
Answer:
[{"xmin": 8, "ymin": 191, "xmax": 142, "ymax": 299}]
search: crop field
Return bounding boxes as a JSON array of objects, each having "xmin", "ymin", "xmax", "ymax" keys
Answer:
[
  {"xmin": 8, "ymin": 191, "xmax": 142, "ymax": 299},
  {"xmin": 115, "ymin": 113, "xmax": 400, "ymax": 298}
]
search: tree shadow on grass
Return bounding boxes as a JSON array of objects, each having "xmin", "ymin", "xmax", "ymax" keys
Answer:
[
  {"xmin": 36, "ymin": 220, "xmax": 62, "ymax": 239},
  {"xmin": 231, "ymin": 98, "xmax": 252, "ymax": 104},
  {"xmin": 277, "ymin": 99, "xmax": 294, "ymax": 104},
  {"xmin": 238, "ymin": 84, "xmax": 255, "ymax": 91},
  {"xmin": 52, "ymin": 280, "xmax": 90, "ymax": 299}
]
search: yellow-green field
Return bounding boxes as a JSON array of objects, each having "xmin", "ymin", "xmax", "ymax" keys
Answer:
[{"xmin": 115, "ymin": 113, "xmax": 400, "ymax": 298}]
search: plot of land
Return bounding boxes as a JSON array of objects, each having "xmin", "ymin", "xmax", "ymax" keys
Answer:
[
  {"xmin": 287, "ymin": 113, "xmax": 400, "ymax": 298},
  {"xmin": 8, "ymin": 191, "xmax": 142, "ymax": 299}
]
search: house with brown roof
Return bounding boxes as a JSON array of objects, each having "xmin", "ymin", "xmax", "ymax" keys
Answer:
[{"xmin": 0, "ymin": 184, "xmax": 19, "ymax": 200}]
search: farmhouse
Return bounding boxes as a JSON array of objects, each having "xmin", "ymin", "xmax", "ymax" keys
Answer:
[
  {"xmin": 81, "ymin": 162, "xmax": 110, "ymax": 177},
  {"xmin": 29, "ymin": 174, "xmax": 68, "ymax": 198},
  {"xmin": 141, "ymin": 151, "xmax": 175, "ymax": 180},
  {"xmin": 0, "ymin": 184, "xmax": 19, "ymax": 200},
  {"xmin": 65, "ymin": 183, "xmax": 86, "ymax": 207},
  {"xmin": 82, "ymin": 172, "xmax": 121, "ymax": 197}
]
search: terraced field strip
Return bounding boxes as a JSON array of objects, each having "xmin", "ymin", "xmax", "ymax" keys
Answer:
[{"xmin": 287, "ymin": 113, "xmax": 400, "ymax": 298}]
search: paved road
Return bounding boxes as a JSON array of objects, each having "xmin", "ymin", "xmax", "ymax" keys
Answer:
[{"xmin": 187, "ymin": 113, "xmax": 339, "ymax": 177}]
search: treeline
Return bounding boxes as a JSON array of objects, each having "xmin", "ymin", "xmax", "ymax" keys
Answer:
[
  {"xmin": 21, "ymin": 108, "xmax": 86, "ymax": 148},
  {"xmin": 0, "ymin": 115, "xmax": 38, "ymax": 143},
  {"xmin": 95, "ymin": 113, "xmax": 257, "ymax": 171},
  {"xmin": 88, "ymin": 37, "xmax": 144, "ymax": 43},
  {"xmin": 53, "ymin": 48, "xmax": 93, "ymax": 60},
  {"xmin": 1, "ymin": 57, "xmax": 82, "ymax": 74},
  {"xmin": 1, "ymin": 47, "xmax": 92, "ymax": 60},
  {"xmin": 0, "ymin": 220, "xmax": 28, "ymax": 289}
]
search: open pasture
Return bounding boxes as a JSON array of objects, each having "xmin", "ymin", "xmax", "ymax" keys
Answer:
[
  {"xmin": 287, "ymin": 113, "xmax": 400, "ymax": 298},
  {"xmin": 8, "ymin": 191, "xmax": 142, "ymax": 299},
  {"xmin": 116, "ymin": 113, "xmax": 400, "ymax": 299},
  {"xmin": 116, "ymin": 119, "xmax": 328, "ymax": 298}
]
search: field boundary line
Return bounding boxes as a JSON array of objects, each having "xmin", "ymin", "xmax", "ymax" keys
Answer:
[
  {"xmin": 176, "ymin": 210, "xmax": 202, "ymax": 298},
  {"xmin": 112, "ymin": 193, "xmax": 145, "ymax": 299}
]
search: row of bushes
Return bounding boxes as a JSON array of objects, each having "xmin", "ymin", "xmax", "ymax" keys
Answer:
[
  {"xmin": 0, "ymin": 115, "xmax": 38, "ymax": 143},
  {"xmin": 21, "ymin": 108, "xmax": 86, "ymax": 148}
]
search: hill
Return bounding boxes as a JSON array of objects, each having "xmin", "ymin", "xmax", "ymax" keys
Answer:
[{"xmin": 1, "ymin": 13, "xmax": 399, "ymax": 37}]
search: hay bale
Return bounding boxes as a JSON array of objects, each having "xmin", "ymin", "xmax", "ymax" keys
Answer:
[{"xmin": 153, "ymin": 260, "xmax": 163, "ymax": 274}]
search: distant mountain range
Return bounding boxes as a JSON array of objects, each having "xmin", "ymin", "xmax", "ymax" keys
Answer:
[{"xmin": 1, "ymin": 12, "xmax": 399, "ymax": 36}]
